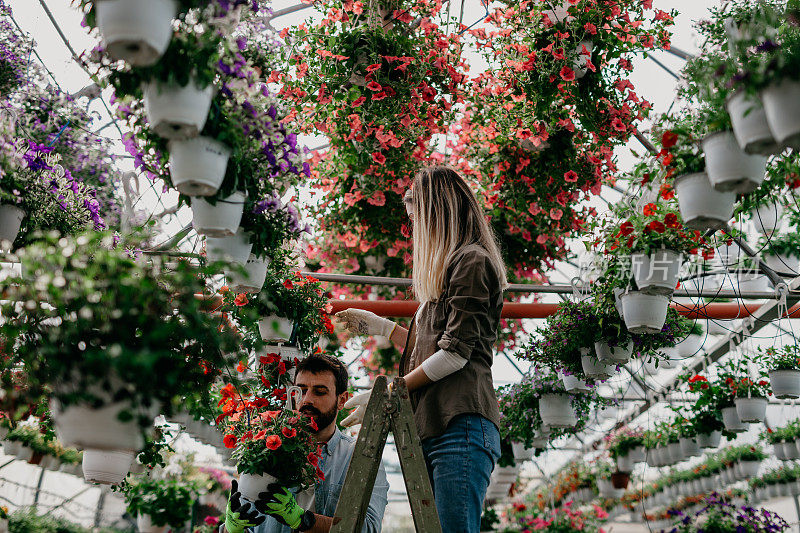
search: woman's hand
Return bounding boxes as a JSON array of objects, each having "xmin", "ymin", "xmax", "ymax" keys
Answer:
[{"xmin": 335, "ymin": 309, "xmax": 396, "ymax": 338}]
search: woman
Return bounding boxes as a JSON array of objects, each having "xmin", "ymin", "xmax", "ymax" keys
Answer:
[{"xmin": 336, "ymin": 166, "xmax": 507, "ymax": 532}]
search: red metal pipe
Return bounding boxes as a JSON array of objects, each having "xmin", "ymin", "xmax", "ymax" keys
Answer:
[{"xmin": 328, "ymin": 300, "xmax": 800, "ymax": 320}]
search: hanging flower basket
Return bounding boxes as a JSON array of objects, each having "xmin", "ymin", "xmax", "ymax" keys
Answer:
[
  {"xmin": 696, "ymin": 430, "xmax": 722, "ymax": 449},
  {"xmin": 559, "ymin": 371, "xmax": 590, "ymax": 393},
  {"xmin": 673, "ymin": 172, "xmax": 735, "ymax": 231},
  {"xmin": 679, "ymin": 436, "xmax": 701, "ymax": 458},
  {"xmin": 721, "ymin": 406, "xmax": 748, "ymax": 432},
  {"xmin": 257, "ymin": 315, "xmax": 294, "ymax": 343},
  {"xmin": 736, "ymin": 460, "xmax": 761, "ymax": 479},
  {"xmin": 580, "ymin": 354, "xmax": 614, "ymax": 380},
  {"xmin": 594, "ymin": 341, "xmax": 632, "ymax": 365},
  {"xmin": 143, "ymin": 80, "xmax": 214, "ymax": 140},
  {"xmin": 761, "ymin": 79, "xmax": 800, "ymax": 150},
  {"xmin": 94, "ymin": 0, "xmax": 177, "ymax": 66},
  {"xmin": 616, "ymin": 454, "xmax": 634, "ymax": 473},
  {"xmin": 763, "ymin": 253, "xmax": 800, "ymax": 275},
  {"xmin": 227, "ymin": 255, "xmax": 269, "ymax": 294},
  {"xmin": 136, "ymin": 514, "xmax": 168, "ymax": 533},
  {"xmin": 783, "ymin": 442, "xmax": 800, "ymax": 460},
  {"xmin": 667, "ymin": 441, "xmax": 684, "ymax": 464},
  {"xmin": 206, "ymin": 229, "xmax": 253, "ymax": 265},
  {"xmin": 768, "ymin": 369, "xmax": 800, "ymax": 399},
  {"xmin": 701, "ymin": 131, "xmax": 767, "ymax": 193},
  {"xmin": 734, "ymin": 397, "xmax": 768, "ymax": 423},
  {"xmin": 82, "ymin": 449, "xmax": 136, "ymax": 485},
  {"xmin": 0, "ymin": 204, "xmax": 25, "ymax": 247},
  {"xmin": 168, "ymin": 136, "xmax": 232, "ymax": 197},
  {"xmin": 610, "ymin": 471, "xmax": 631, "ymax": 490},
  {"xmin": 191, "ymin": 192, "xmax": 245, "ymax": 237},
  {"xmin": 511, "ymin": 441, "xmax": 535, "ymax": 461},
  {"xmin": 539, "ymin": 393, "xmax": 577, "ymax": 428},
  {"xmin": 750, "ymin": 202, "xmax": 783, "ymax": 234},
  {"xmin": 620, "ymin": 291, "xmax": 669, "ymax": 334},
  {"xmin": 726, "ymin": 90, "xmax": 781, "ymax": 155},
  {"xmin": 631, "ymin": 249, "xmax": 682, "ymax": 296}
]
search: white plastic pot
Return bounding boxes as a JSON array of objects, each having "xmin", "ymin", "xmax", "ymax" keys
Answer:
[
  {"xmin": 726, "ymin": 90, "xmax": 780, "ymax": 155},
  {"xmin": 642, "ymin": 357, "xmax": 660, "ymax": 376},
  {"xmin": 679, "ymin": 436, "xmax": 701, "ymax": 458},
  {"xmin": 512, "ymin": 441, "xmax": 535, "ymax": 461},
  {"xmin": 594, "ymin": 341, "xmax": 632, "ymax": 364},
  {"xmin": 238, "ymin": 472, "xmax": 278, "ymax": 503},
  {"xmin": 206, "ymin": 229, "xmax": 253, "ymax": 264},
  {"xmin": 136, "ymin": 514, "xmax": 168, "ymax": 533},
  {"xmin": 258, "ymin": 315, "xmax": 294, "ymax": 343},
  {"xmin": 775, "ymin": 442, "xmax": 788, "ymax": 460},
  {"xmin": 82, "ymin": 449, "xmax": 134, "ymax": 485},
  {"xmin": 559, "ymin": 372, "xmax": 590, "ymax": 393},
  {"xmin": 737, "ymin": 460, "xmax": 761, "ymax": 479},
  {"xmin": 616, "ymin": 453, "xmax": 635, "ymax": 473},
  {"xmin": 763, "ymin": 253, "xmax": 800, "ymax": 276},
  {"xmin": 143, "ymin": 80, "xmax": 214, "ymax": 139},
  {"xmin": 0, "ymin": 204, "xmax": 25, "ymax": 248},
  {"xmin": 769, "ymin": 369, "xmax": 800, "ymax": 399},
  {"xmin": 227, "ymin": 255, "xmax": 269, "ymax": 293},
  {"xmin": 168, "ymin": 136, "xmax": 232, "ymax": 197},
  {"xmin": 702, "ymin": 131, "xmax": 767, "ymax": 193},
  {"xmin": 51, "ymin": 399, "xmax": 145, "ymax": 451},
  {"xmin": 16, "ymin": 445, "xmax": 33, "ymax": 462},
  {"xmin": 539, "ymin": 393, "xmax": 577, "ymax": 428},
  {"xmin": 673, "ymin": 172, "xmax": 735, "ymax": 231},
  {"xmin": 631, "ymin": 249, "xmax": 682, "ymax": 295},
  {"xmin": 629, "ymin": 445, "xmax": 646, "ymax": 463},
  {"xmin": 734, "ymin": 397, "xmax": 768, "ymax": 423},
  {"xmin": 191, "ymin": 191, "xmax": 245, "ymax": 237},
  {"xmin": 696, "ymin": 431, "xmax": 722, "ymax": 449},
  {"xmin": 573, "ymin": 40, "xmax": 593, "ymax": 79},
  {"xmin": 620, "ymin": 291, "xmax": 669, "ymax": 334},
  {"xmin": 658, "ymin": 346, "xmax": 679, "ymax": 369},
  {"xmin": 667, "ymin": 441, "xmax": 684, "ymax": 464},
  {"xmin": 716, "ymin": 241, "xmax": 741, "ymax": 267},
  {"xmin": 782, "ymin": 441, "xmax": 800, "ymax": 460},
  {"xmin": 2, "ymin": 441, "xmax": 20, "ymax": 457},
  {"xmin": 677, "ymin": 334, "xmax": 703, "ymax": 358},
  {"xmin": 761, "ymin": 79, "xmax": 800, "ymax": 149},
  {"xmin": 580, "ymin": 354, "xmax": 614, "ymax": 380},
  {"xmin": 95, "ymin": 0, "xmax": 177, "ymax": 66},
  {"xmin": 734, "ymin": 272, "xmax": 771, "ymax": 295},
  {"xmin": 750, "ymin": 202, "xmax": 783, "ymax": 234},
  {"xmin": 721, "ymin": 406, "xmax": 748, "ymax": 432}
]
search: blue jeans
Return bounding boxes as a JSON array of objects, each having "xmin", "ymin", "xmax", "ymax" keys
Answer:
[{"xmin": 421, "ymin": 414, "xmax": 501, "ymax": 533}]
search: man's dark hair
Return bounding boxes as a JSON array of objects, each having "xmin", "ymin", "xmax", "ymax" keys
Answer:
[{"xmin": 296, "ymin": 353, "xmax": 348, "ymax": 395}]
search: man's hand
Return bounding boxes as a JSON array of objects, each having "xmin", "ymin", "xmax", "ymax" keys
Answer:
[
  {"xmin": 224, "ymin": 480, "xmax": 266, "ymax": 533},
  {"xmin": 335, "ymin": 309, "xmax": 396, "ymax": 338},
  {"xmin": 259, "ymin": 483, "xmax": 316, "ymax": 531}
]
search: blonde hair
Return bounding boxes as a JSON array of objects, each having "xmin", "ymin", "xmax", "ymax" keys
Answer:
[{"xmin": 411, "ymin": 166, "xmax": 509, "ymax": 302}]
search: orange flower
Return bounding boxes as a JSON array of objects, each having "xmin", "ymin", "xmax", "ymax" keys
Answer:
[{"xmin": 234, "ymin": 293, "xmax": 249, "ymax": 306}]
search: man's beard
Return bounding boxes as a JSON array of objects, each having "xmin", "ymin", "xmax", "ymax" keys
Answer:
[{"xmin": 300, "ymin": 404, "xmax": 338, "ymax": 433}]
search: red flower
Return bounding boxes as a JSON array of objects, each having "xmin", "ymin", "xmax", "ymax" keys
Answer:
[
  {"xmin": 559, "ymin": 66, "xmax": 576, "ymax": 81},
  {"xmin": 282, "ymin": 427, "xmax": 297, "ymax": 438},
  {"xmin": 352, "ymin": 96, "xmax": 366, "ymax": 107},
  {"xmin": 366, "ymin": 81, "xmax": 381, "ymax": 91},
  {"xmin": 223, "ymin": 434, "xmax": 237, "ymax": 449},
  {"xmin": 563, "ymin": 170, "xmax": 578, "ymax": 183},
  {"xmin": 372, "ymin": 152, "xmax": 387, "ymax": 165},
  {"xmin": 618, "ymin": 221, "xmax": 634, "ymax": 236},
  {"xmin": 664, "ymin": 212, "xmax": 679, "ymax": 228},
  {"xmin": 661, "ymin": 131, "xmax": 678, "ymax": 149},
  {"xmin": 266, "ymin": 435, "xmax": 282, "ymax": 450},
  {"xmin": 308, "ymin": 452, "xmax": 319, "ymax": 466},
  {"xmin": 283, "ymin": 279, "xmax": 294, "ymax": 289},
  {"xmin": 645, "ymin": 221, "xmax": 666, "ymax": 234},
  {"xmin": 234, "ymin": 293, "xmax": 249, "ymax": 307},
  {"xmin": 642, "ymin": 203, "xmax": 657, "ymax": 216},
  {"xmin": 236, "ymin": 361, "xmax": 248, "ymax": 373}
]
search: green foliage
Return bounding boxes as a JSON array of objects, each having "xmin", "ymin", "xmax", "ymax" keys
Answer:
[
  {"xmin": 0, "ymin": 231, "xmax": 245, "ymax": 430},
  {"xmin": 9, "ymin": 508, "xmax": 125, "ymax": 533},
  {"xmin": 122, "ymin": 476, "xmax": 197, "ymax": 528}
]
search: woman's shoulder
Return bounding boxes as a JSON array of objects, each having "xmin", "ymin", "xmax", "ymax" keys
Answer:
[{"xmin": 447, "ymin": 243, "xmax": 495, "ymax": 279}]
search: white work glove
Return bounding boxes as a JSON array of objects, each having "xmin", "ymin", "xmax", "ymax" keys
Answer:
[
  {"xmin": 335, "ymin": 309, "xmax": 396, "ymax": 338},
  {"xmin": 341, "ymin": 383, "xmax": 394, "ymax": 428}
]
